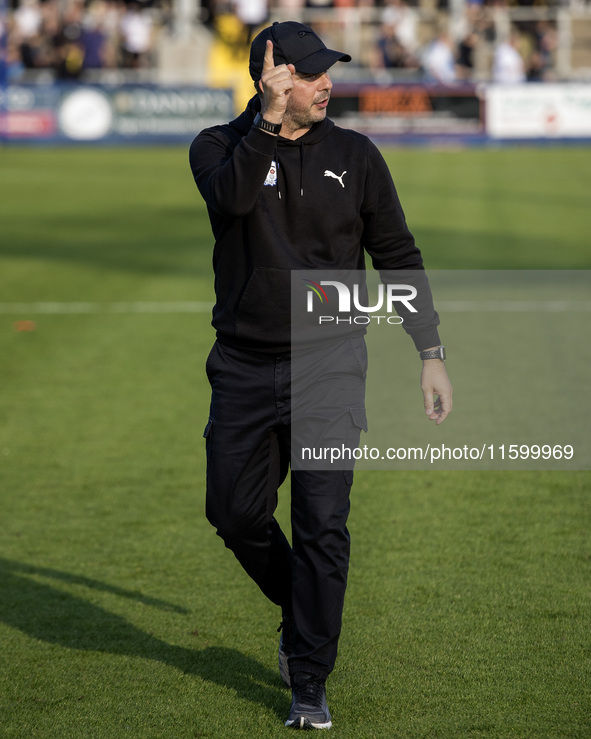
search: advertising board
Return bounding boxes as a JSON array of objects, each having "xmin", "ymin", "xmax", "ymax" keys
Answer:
[
  {"xmin": 486, "ymin": 84, "xmax": 591, "ymax": 139},
  {"xmin": 0, "ymin": 85, "xmax": 233, "ymax": 143}
]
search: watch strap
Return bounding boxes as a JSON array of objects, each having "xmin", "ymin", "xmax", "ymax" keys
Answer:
[
  {"xmin": 420, "ymin": 346, "xmax": 446, "ymax": 361},
  {"xmin": 253, "ymin": 112, "xmax": 282, "ymax": 135}
]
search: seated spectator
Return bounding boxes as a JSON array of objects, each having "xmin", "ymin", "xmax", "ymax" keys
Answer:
[
  {"xmin": 233, "ymin": 0, "xmax": 268, "ymax": 45},
  {"xmin": 53, "ymin": 0, "xmax": 85, "ymax": 79},
  {"xmin": 377, "ymin": 26, "xmax": 411, "ymax": 69},
  {"xmin": 493, "ymin": 30, "xmax": 526, "ymax": 84},
  {"xmin": 529, "ymin": 20, "xmax": 557, "ymax": 81},
  {"xmin": 372, "ymin": 0, "xmax": 419, "ymax": 72},
  {"xmin": 381, "ymin": 0, "xmax": 418, "ymax": 56},
  {"xmin": 423, "ymin": 30, "xmax": 456, "ymax": 84},
  {"xmin": 5, "ymin": 37, "xmax": 26, "ymax": 82},
  {"xmin": 13, "ymin": 0, "xmax": 43, "ymax": 41},
  {"xmin": 456, "ymin": 31, "xmax": 477, "ymax": 80},
  {"xmin": 80, "ymin": 7, "xmax": 107, "ymax": 70},
  {"xmin": 120, "ymin": 1, "xmax": 153, "ymax": 69},
  {"xmin": 13, "ymin": 0, "xmax": 48, "ymax": 70}
]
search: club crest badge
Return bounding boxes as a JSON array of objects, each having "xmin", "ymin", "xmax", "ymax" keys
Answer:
[{"xmin": 264, "ymin": 161, "xmax": 278, "ymax": 187}]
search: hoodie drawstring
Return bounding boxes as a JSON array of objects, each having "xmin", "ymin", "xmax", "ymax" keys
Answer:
[
  {"xmin": 299, "ymin": 142, "xmax": 304, "ymax": 197},
  {"xmin": 273, "ymin": 143, "xmax": 282, "ymax": 200},
  {"xmin": 275, "ymin": 140, "xmax": 305, "ymax": 200}
]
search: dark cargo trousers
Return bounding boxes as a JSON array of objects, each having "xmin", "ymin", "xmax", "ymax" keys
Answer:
[{"xmin": 203, "ymin": 336, "xmax": 367, "ymax": 680}]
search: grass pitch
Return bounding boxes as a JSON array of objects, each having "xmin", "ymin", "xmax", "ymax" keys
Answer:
[{"xmin": 0, "ymin": 146, "xmax": 589, "ymax": 738}]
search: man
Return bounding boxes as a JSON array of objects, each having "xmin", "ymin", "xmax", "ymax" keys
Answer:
[
  {"xmin": 493, "ymin": 29, "xmax": 526, "ymax": 84},
  {"xmin": 189, "ymin": 21, "xmax": 452, "ymax": 730}
]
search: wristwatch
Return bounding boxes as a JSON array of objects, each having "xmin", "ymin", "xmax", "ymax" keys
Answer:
[
  {"xmin": 420, "ymin": 346, "xmax": 446, "ymax": 361},
  {"xmin": 253, "ymin": 112, "xmax": 282, "ymax": 135}
]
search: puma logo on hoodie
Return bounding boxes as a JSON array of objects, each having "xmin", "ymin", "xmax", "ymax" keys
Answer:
[{"xmin": 324, "ymin": 170, "xmax": 347, "ymax": 188}]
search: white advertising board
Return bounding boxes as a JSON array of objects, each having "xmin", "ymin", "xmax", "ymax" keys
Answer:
[{"xmin": 486, "ymin": 84, "xmax": 591, "ymax": 138}]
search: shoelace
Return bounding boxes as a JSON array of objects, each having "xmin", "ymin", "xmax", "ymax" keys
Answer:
[{"xmin": 293, "ymin": 675, "xmax": 325, "ymax": 707}]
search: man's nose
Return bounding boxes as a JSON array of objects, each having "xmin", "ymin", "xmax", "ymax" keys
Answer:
[{"xmin": 318, "ymin": 72, "xmax": 332, "ymax": 90}]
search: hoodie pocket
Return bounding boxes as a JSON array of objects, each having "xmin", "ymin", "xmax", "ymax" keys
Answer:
[{"xmin": 234, "ymin": 267, "xmax": 292, "ymax": 343}]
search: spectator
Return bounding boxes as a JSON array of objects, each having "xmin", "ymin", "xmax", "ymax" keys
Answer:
[
  {"xmin": 423, "ymin": 30, "xmax": 456, "ymax": 84},
  {"xmin": 13, "ymin": 0, "xmax": 43, "ymax": 40},
  {"xmin": 80, "ymin": 6, "xmax": 107, "ymax": 70},
  {"xmin": 12, "ymin": 0, "xmax": 47, "ymax": 70},
  {"xmin": 376, "ymin": 25, "xmax": 412, "ymax": 70},
  {"xmin": 456, "ymin": 30, "xmax": 478, "ymax": 80},
  {"xmin": 372, "ymin": 0, "xmax": 419, "ymax": 72},
  {"xmin": 53, "ymin": 0, "xmax": 85, "ymax": 79},
  {"xmin": 233, "ymin": 0, "xmax": 268, "ymax": 44},
  {"xmin": 120, "ymin": 1, "xmax": 153, "ymax": 68},
  {"xmin": 528, "ymin": 20, "xmax": 557, "ymax": 81},
  {"xmin": 493, "ymin": 30, "xmax": 526, "ymax": 83},
  {"xmin": 6, "ymin": 37, "xmax": 26, "ymax": 82},
  {"xmin": 100, "ymin": 0, "xmax": 126, "ymax": 69},
  {"xmin": 381, "ymin": 0, "xmax": 418, "ymax": 55}
]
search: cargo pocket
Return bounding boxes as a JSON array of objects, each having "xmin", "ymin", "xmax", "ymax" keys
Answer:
[{"xmin": 349, "ymin": 407, "xmax": 368, "ymax": 435}]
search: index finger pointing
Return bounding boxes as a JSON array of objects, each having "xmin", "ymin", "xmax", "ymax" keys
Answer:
[{"xmin": 263, "ymin": 39, "xmax": 275, "ymax": 74}]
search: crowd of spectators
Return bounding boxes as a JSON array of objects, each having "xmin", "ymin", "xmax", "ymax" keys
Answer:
[
  {"xmin": 371, "ymin": 0, "xmax": 559, "ymax": 83},
  {"xmin": 2, "ymin": 0, "xmax": 563, "ymax": 83},
  {"xmin": 5, "ymin": 0, "xmax": 166, "ymax": 81}
]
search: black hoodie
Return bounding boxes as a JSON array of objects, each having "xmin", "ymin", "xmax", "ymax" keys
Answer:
[{"xmin": 189, "ymin": 95, "xmax": 440, "ymax": 352}]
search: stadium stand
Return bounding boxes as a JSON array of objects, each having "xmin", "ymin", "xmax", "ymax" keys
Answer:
[{"xmin": 4, "ymin": 0, "xmax": 591, "ymax": 87}]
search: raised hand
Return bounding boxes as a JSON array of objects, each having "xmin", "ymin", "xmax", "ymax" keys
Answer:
[{"xmin": 259, "ymin": 40, "xmax": 296, "ymax": 124}]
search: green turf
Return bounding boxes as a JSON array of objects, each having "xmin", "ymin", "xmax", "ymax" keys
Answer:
[{"xmin": 0, "ymin": 147, "xmax": 589, "ymax": 737}]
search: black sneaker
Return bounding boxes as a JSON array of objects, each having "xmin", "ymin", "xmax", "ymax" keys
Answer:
[
  {"xmin": 285, "ymin": 672, "xmax": 332, "ymax": 730},
  {"xmin": 277, "ymin": 617, "xmax": 294, "ymax": 687}
]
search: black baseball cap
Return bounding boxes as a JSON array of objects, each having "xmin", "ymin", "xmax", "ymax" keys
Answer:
[{"xmin": 249, "ymin": 21, "xmax": 351, "ymax": 81}]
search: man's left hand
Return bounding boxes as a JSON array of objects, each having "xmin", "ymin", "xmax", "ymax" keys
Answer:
[{"xmin": 421, "ymin": 357, "xmax": 453, "ymax": 425}]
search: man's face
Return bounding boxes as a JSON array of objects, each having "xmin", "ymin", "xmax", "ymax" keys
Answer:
[{"xmin": 282, "ymin": 70, "xmax": 333, "ymax": 133}]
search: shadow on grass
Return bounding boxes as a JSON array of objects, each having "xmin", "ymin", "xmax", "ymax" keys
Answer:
[{"xmin": 0, "ymin": 558, "xmax": 288, "ymax": 721}]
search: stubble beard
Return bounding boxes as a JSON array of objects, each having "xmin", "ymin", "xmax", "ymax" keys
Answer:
[{"xmin": 284, "ymin": 95, "xmax": 330, "ymax": 134}]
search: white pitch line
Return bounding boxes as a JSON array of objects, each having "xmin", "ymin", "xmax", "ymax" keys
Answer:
[
  {"xmin": 436, "ymin": 301, "xmax": 591, "ymax": 312},
  {"xmin": 0, "ymin": 302, "xmax": 213, "ymax": 314},
  {"xmin": 1, "ymin": 300, "xmax": 590, "ymax": 315}
]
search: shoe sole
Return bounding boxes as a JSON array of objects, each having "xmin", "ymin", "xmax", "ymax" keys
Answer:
[{"xmin": 285, "ymin": 716, "xmax": 332, "ymax": 730}]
